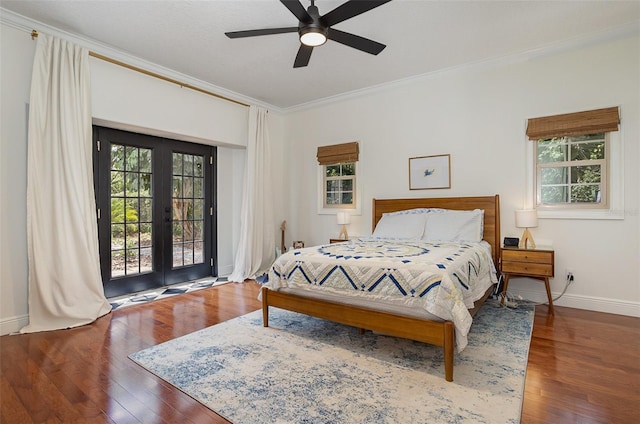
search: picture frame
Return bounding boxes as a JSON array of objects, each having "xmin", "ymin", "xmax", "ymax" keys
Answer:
[{"xmin": 409, "ymin": 154, "xmax": 451, "ymax": 190}]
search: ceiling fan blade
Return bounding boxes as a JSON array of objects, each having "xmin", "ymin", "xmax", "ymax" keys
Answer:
[
  {"xmin": 327, "ymin": 28, "xmax": 386, "ymax": 55},
  {"xmin": 293, "ymin": 44, "xmax": 313, "ymax": 68},
  {"xmin": 225, "ymin": 27, "xmax": 299, "ymax": 38},
  {"xmin": 321, "ymin": 0, "xmax": 392, "ymax": 27},
  {"xmin": 281, "ymin": 0, "xmax": 312, "ymax": 23}
]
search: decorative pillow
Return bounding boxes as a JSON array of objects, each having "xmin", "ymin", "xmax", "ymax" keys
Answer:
[
  {"xmin": 423, "ymin": 209, "xmax": 484, "ymax": 242},
  {"xmin": 372, "ymin": 212, "xmax": 427, "ymax": 239}
]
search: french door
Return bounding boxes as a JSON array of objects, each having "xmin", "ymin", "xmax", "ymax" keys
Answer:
[{"xmin": 93, "ymin": 127, "xmax": 217, "ymax": 298}]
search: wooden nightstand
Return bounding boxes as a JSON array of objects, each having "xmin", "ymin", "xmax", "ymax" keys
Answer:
[{"xmin": 501, "ymin": 246, "xmax": 555, "ymax": 314}]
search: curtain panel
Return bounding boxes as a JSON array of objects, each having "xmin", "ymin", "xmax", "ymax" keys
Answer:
[
  {"xmin": 22, "ymin": 34, "xmax": 111, "ymax": 333},
  {"xmin": 228, "ymin": 106, "xmax": 275, "ymax": 282}
]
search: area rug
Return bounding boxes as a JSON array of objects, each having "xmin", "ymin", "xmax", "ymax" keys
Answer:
[{"xmin": 129, "ymin": 300, "xmax": 534, "ymax": 423}]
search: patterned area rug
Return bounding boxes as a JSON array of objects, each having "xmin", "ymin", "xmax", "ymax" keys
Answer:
[{"xmin": 130, "ymin": 300, "xmax": 534, "ymax": 423}]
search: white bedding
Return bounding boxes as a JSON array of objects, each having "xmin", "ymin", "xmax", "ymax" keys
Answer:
[{"xmin": 266, "ymin": 238, "xmax": 498, "ymax": 351}]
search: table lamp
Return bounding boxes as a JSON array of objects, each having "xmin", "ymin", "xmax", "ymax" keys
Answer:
[
  {"xmin": 515, "ymin": 209, "xmax": 537, "ymax": 249},
  {"xmin": 336, "ymin": 212, "xmax": 350, "ymax": 240}
]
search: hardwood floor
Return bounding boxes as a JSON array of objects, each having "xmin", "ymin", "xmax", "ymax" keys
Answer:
[{"xmin": 1, "ymin": 281, "xmax": 638, "ymax": 423}]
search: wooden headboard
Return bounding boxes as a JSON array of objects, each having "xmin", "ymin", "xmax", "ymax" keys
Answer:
[{"xmin": 372, "ymin": 195, "xmax": 501, "ymax": 266}]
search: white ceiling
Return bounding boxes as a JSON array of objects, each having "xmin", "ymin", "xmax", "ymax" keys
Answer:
[{"xmin": 2, "ymin": 0, "xmax": 639, "ymax": 109}]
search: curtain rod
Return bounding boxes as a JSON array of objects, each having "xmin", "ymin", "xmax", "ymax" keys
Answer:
[{"xmin": 31, "ymin": 30, "xmax": 250, "ymax": 108}]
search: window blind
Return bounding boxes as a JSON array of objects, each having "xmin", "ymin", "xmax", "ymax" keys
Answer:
[
  {"xmin": 526, "ymin": 107, "xmax": 620, "ymax": 140},
  {"xmin": 317, "ymin": 141, "xmax": 359, "ymax": 165}
]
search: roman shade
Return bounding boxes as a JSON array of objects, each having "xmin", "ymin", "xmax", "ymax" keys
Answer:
[
  {"xmin": 526, "ymin": 107, "xmax": 620, "ymax": 140},
  {"xmin": 317, "ymin": 141, "xmax": 359, "ymax": 165}
]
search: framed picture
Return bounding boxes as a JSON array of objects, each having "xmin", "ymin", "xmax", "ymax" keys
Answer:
[{"xmin": 409, "ymin": 154, "xmax": 451, "ymax": 190}]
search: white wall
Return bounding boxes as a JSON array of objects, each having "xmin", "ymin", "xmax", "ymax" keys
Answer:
[
  {"xmin": 0, "ymin": 23, "xmax": 254, "ymax": 334},
  {"xmin": 283, "ymin": 34, "xmax": 640, "ymax": 317}
]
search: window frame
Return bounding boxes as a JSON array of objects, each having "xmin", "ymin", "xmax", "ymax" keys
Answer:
[
  {"xmin": 525, "ymin": 130, "xmax": 624, "ymax": 220},
  {"xmin": 534, "ymin": 133, "xmax": 609, "ymax": 210},
  {"xmin": 317, "ymin": 161, "xmax": 362, "ymax": 216},
  {"xmin": 323, "ymin": 162, "xmax": 357, "ymax": 209}
]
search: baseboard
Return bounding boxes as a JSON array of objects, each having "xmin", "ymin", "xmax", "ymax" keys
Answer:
[
  {"xmin": 0, "ymin": 314, "xmax": 29, "ymax": 336},
  {"xmin": 509, "ymin": 287, "xmax": 640, "ymax": 317}
]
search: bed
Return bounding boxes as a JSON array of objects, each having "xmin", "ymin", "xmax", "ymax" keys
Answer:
[{"xmin": 261, "ymin": 195, "xmax": 500, "ymax": 381}]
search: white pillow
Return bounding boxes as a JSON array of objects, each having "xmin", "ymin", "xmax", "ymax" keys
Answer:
[
  {"xmin": 372, "ymin": 213, "xmax": 427, "ymax": 239},
  {"xmin": 384, "ymin": 208, "xmax": 445, "ymax": 216},
  {"xmin": 423, "ymin": 209, "xmax": 484, "ymax": 242}
]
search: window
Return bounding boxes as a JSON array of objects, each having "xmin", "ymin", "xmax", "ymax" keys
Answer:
[
  {"xmin": 324, "ymin": 162, "xmax": 356, "ymax": 208},
  {"xmin": 316, "ymin": 141, "xmax": 360, "ymax": 214},
  {"xmin": 525, "ymin": 107, "xmax": 623, "ymax": 219},
  {"xmin": 535, "ymin": 133, "xmax": 608, "ymax": 209}
]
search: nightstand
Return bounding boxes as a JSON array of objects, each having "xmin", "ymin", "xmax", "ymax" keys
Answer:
[
  {"xmin": 501, "ymin": 246, "xmax": 555, "ymax": 314},
  {"xmin": 329, "ymin": 238, "xmax": 349, "ymax": 244}
]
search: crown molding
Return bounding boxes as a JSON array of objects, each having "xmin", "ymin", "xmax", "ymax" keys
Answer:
[{"xmin": 283, "ymin": 20, "xmax": 640, "ymax": 114}]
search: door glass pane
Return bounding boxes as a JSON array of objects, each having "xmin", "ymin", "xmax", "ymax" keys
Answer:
[
  {"xmin": 172, "ymin": 152, "xmax": 205, "ymax": 268},
  {"xmin": 110, "ymin": 144, "xmax": 153, "ymax": 278}
]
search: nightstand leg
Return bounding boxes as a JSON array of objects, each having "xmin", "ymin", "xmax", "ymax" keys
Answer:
[
  {"xmin": 543, "ymin": 277, "xmax": 554, "ymax": 314},
  {"xmin": 501, "ymin": 275, "xmax": 511, "ymax": 306}
]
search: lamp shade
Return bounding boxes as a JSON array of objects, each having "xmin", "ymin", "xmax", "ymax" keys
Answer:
[
  {"xmin": 336, "ymin": 212, "xmax": 350, "ymax": 225},
  {"xmin": 515, "ymin": 210, "xmax": 538, "ymax": 228}
]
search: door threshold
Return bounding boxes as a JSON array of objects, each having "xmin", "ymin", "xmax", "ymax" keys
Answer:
[{"xmin": 108, "ymin": 276, "xmax": 230, "ymax": 310}]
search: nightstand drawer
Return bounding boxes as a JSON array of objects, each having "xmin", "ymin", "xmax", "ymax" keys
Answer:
[
  {"xmin": 502, "ymin": 250, "xmax": 553, "ymax": 264},
  {"xmin": 502, "ymin": 261, "xmax": 553, "ymax": 277}
]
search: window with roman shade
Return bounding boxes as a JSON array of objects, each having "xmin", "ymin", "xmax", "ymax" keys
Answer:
[
  {"xmin": 317, "ymin": 142, "xmax": 359, "ymax": 209},
  {"xmin": 527, "ymin": 107, "xmax": 620, "ymax": 211}
]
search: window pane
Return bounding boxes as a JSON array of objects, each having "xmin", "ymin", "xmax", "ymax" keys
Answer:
[
  {"xmin": 111, "ymin": 171, "xmax": 124, "ymax": 195},
  {"xmin": 541, "ymin": 186, "xmax": 568, "ymax": 204},
  {"xmin": 126, "ymin": 248, "xmax": 139, "ymax": 274},
  {"xmin": 173, "ymin": 243, "xmax": 183, "ymax": 267},
  {"xmin": 571, "ymin": 165, "xmax": 601, "ymax": 184},
  {"xmin": 111, "ymin": 250, "xmax": 125, "ymax": 277},
  {"xmin": 125, "ymin": 173, "xmax": 139, "ymax": 197},
  {"xmin": 173, "ymin": 176, "xmax": 182, "ymax": 197},
  {"xmin": 140, "ymin": 224, "xmax": 152, "ymax": 247},
  {"xmin": 111, "ymin": 145, "xmax": 124, "ymax": 170},
  {"xmin": 140, "ymin": 173, "xmax": 152, "ymax": 196},
  {"xmin": 326, "ymin": 180, "xmax": 340, "ymax": 191},
  {"xmin": 140, "ymin": 247, "xmax": 152, "ymax": 273},
  {"xmin": 541, "ymin": 167, "xmax": 567, "ymax": 185},
  {"xmin": 341, "ymin": 163, "xmax": 355, "ymax": 175},
  {"xmin": 193, "ymin": 221, "xmax": 203, "ymax": 241},
  {"xmin": 111, "ymin": 198, "xmax": 125, "ymax": 223},
  {"xmin": 194, "ymin": 178, "xmax": 203, "ymax": 197},
  {"xmin": 571, "ymin": 184, "xmax": 601, "ymax": 203},
  {"xmin": 111, "ymin": 225, "xmax": 125, "ymax": 248},
  {"xmin": 341, "ymin": 179, "xmax": 353, "ymax": 191},
  {"xmin": 125, "ymin": 199, "xmax": 139, "ymax": 222},
  {"xmin": 341, "ymin": 192, "xmax": 353, "ymax": 204},
  {"xmin": 184, "ymin": 154, "xmax": 194, "ymax": 176},
  {"xmin": 326, "ymin": 192, "xmax": 340, "ymax": 205},
  {"xmin": 194, "ymin": 156, "xmax": 204, "ymax": 177},
  {"xmin": 183, "ymin": 221, "xmax": 194, "ymax": 242},
  {"xmin": 125, "ymin": 146, "xmax": 139, "ymax": 172},
  {"xmin": 537, "ymin": 139, "xmax": 567, "ymax": 163},
  {"xmin": 173, "ymin": 153, "xmax": 183, "ymax": 175},
  {"xmin": 140, "ymin": 198, "xmax": 152, "ymax": 222},
  {"xmin": 193, "ymin": 199, "xmax": 203, "ymax": 219},
  {"xmin": 326, "ymin": 165, "xmax": 340, "ymax": 177},
  {"xmin": 127, "ymin": 225, "xmax": 140, "ymax": 247},
  {"xmin": 571, "ymin": 142, "xmax": 605, "ymax": 161},
  {"xmin": 183, "ymin": 177, "xmax": 194, "ymax": 197},
  {"xmin": 139, "ymin": 148, "xmax": 152, "ymax": 173}
]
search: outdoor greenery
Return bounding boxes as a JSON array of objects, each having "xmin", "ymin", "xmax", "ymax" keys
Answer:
[
  {"xmin": 325, "ymin": 162, "xmax": 355, "ymax": 206},
  {"xmin": 537, "ymin": 134, "xmax": 605, "ymax": 204}
]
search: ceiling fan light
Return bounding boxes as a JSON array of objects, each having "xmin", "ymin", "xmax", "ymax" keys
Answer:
[{"xmin": 300, "ymin": 28, "xmax": 326, "ymax": 47}]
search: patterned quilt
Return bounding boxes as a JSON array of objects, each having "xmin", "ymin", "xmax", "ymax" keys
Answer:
[{"xmin": 266, "ymin": 239, "xmax": 497, "ymax": 351}]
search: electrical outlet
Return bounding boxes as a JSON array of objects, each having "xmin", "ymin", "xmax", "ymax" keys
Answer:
[{"xmin": 566, "ymin": 268, "xmax": 575, "ymax": 282}]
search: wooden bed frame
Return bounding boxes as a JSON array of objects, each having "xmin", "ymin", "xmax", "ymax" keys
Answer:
[{"xmin": 261, "ymin": 195, "xmax": 500, "ymax": 382}]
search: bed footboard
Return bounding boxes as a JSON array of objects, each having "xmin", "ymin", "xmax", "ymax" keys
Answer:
[{"xmin": 261, "ymin": 286, "xmax": 455, "ymax": 381}]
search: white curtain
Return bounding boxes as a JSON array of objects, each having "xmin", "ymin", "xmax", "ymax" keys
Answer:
[
  {"xmin": 228, "ymin": 106, "xmax": 275, "ymax": 282},
  {"xmin": 21, "ymin": 34, "xmax": 111, "ymax": 333}
]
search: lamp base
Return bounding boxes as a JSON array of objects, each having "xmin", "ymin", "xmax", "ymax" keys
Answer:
[
  {"xmin": 338, "ymin": 225, "xmax": 349, "ymax": 240},
  {"xmin": 519, "ymin": 228, "xmax": 536, "ymax": 249}
]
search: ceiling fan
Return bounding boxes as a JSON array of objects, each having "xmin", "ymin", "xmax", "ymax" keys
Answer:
[{"xmin": 225, "ymin": 0, "xmax": 392, "ymax": 68}]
